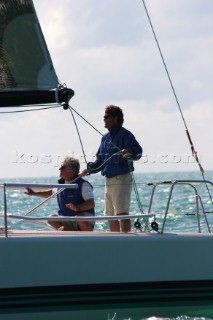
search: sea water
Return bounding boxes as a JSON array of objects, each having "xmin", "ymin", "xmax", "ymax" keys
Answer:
[{"xmin": 0, "ymin": 170, "xmax": 213, "ymax": 320}]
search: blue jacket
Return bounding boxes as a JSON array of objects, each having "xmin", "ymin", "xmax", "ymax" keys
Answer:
[
  {"xmin": 90, "ymin": 125, "xmax": 142, "ymax": 178},
  {"xmin": 57, "ymin": 177, "xmax": 95, "ymax": 216}
]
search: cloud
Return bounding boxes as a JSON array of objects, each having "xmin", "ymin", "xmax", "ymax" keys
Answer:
[{"xmin": 0, "ymin": 0, "xmax": 212, "ymax": 178}]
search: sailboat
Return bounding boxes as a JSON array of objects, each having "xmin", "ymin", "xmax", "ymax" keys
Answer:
[{"xmin": 0, "ymin": 0, "xmax": 213, "ymax": 319}]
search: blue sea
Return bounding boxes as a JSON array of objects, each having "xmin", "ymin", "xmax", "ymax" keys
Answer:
[{"xmin": 1, "ymin": 170, "xmax": 213, "ymax": 320}]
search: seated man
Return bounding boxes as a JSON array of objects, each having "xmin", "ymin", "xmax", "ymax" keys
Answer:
[{"xmin": 25, "ymin": 156, "xmax": 95, "ymax": 231}]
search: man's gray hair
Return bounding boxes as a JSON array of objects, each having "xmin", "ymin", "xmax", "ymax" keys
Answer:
[{"xmin": 63, "ymin": 156, "xmax": 80, "ymax": 173}]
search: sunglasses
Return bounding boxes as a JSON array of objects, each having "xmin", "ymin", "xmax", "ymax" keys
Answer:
[{"xmin": 59, "ymin": 165, "xmax": 73, "ymax": 170}]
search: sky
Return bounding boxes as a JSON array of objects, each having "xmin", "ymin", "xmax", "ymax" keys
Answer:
[{"xmin": 1, "ymin": 0, "xmax": 213, "ymax": 179}]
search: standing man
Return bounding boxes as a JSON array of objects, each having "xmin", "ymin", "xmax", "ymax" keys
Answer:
[
  {"xmin": 25, "ymin": 156, "xmax": 95, "ymax": 231},
  {"xmin": 82, "ymin": 105, "xmax": 142, "ymax": 232}
]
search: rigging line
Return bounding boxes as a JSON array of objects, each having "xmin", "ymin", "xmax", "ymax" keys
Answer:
[
  {"xmin": 100, "ymin": 135, "xmax": 145, "ymax": 212},
  {"xmin": 141, "ymin": 0, "xmax": 213, "ymax": 206},
  {"xmin": 68, "ymin": 105, "xmax": 144, "ymax": 209},
  {"xmin": 89, "ymin": 151, "xmax": 122, "ymax": 172},
  {"xmin": 90, "ymin": 149, "xmax": 145, "ymax": 213},
  {"xmin": 131, "ymin": 179, "xmax": 148, "ymax": 229},
  {"xmin": 68, "ymin": 106, "xmax": 88, "ymax": 165},
  {"xmin": 69, "ymin": 105, "xmax": 104, "ymax": 137},
  {"xmin": 127, "ymin": 161, "xmax": 144, "ymax": 213},
  {"xmin": 127, "ymin": 163, "xmax": 148, "ymax": 229},
  {"xmin": 0, "ymin": 105, "xmax": 61, "ymax": 114},
  {"xmin": 141, "ymin": 0, "xmax": 186, "ymax": 127}
]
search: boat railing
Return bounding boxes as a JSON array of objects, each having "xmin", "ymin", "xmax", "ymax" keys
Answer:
[
  {"xmin": 0, "ymin": 182, "xmax": 155, "ymax": 237},
  {"xmin": 147, "ymin": 180, "xmax": 213, "ymax": 233},
  {"xmin": 0, "ymin": 183, "xmax": 79, "ymax": 235},
  {"xmin": 1, "ymin": 180, "xmax": 212, "ymax": 236}
]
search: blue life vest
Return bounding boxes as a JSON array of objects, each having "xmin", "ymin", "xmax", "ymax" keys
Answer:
[{"xmin": 57, "ymin": 177, "xmax": 95, "ymax": 216}]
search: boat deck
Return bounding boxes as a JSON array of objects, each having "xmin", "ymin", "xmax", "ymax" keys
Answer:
[
  {"xmin": 1, "ymin": 229, "xmax": 213, "ymax": 238},
  {"xmin": 0, "ymin": 228, "xmax": 153, "ymax": 237}
]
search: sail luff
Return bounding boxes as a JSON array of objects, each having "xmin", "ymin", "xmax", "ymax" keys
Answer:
[{"xmin": 31, "ymin": 0, "xmax": 58, "ymax": 84}]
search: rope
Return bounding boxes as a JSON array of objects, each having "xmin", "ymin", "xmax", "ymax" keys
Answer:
[
  {"xmin": 0, "ymin": 105, "xmax": 61, "ymax": 113},
  {"xmin": 141, "ymin": 0, "xmax": 213, "ymax": 207},
  {"xmin": 69, "ymin": 105, "xmax": 104, "ymax": 136},
  {"xmin": 68, "ymin": 106, "xmax": 88, "ymax": 165},
  {"xmin": 1, "ymin": 99, "xmax": 145, "ymax": 214},
  {"xmin": 127, "ymin": 161, "xmax": 150, "ymax": 230},
  {"xmin": 67, "ymin": 105, "xmax": 145, "ymax": 214},
  {"xmin": 132, "ymin": 178, "xmax": 144, "ymax": 212},
  {"xmin": 89, "ymin": 151, "xmax": 122, "ymax": 172}
]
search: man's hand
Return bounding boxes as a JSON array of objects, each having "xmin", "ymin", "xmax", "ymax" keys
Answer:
[
  {"xmin": 24, "ymin": 187, "xmax": 35, "ymax": 196},
  {"xmin": 121, "ymin": 149, "xmax": 132, "ymax": 158},
  {"xmin": 66, "ymin": 203, "xmax": 78, "ymax": 211},
  {"xmin": 80, "ymin": 169, "xmax": 88, "ymax": 177}
]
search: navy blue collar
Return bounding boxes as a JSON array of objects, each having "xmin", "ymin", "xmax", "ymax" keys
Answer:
[{"xmin": 108, "ymin": 125, "xmax": 122, "ymax": 136}]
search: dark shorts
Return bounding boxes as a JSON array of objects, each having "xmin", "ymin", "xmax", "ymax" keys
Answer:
[{"xmin": 59, "ymin": 212, "xmax": 95, "ymax": 231}]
